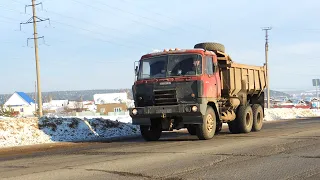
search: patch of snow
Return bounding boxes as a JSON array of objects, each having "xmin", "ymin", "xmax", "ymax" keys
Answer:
[
  {"xmin": 0, "ymin": 116, "xmax": 12, "ymax": 120},
  {"xmin": 264, "ymin": 108, "xmax": 320, "ymax": 121},
  {"xmin": 0, "ymin": 117, "xmax": 139, "ymax": 148},
  {"xmin": 44, "ymin": 114, "xmax": 133, "ymax": 124}
]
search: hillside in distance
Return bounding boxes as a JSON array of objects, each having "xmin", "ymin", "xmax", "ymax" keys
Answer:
[
  {"xmin": 0, "ymin": 89, "xmax": 132, "ymax": 104},
  {"xmin": 0, "ymin": 89, "xmax": 290, "ymax": 104},
  {"xmin": 269, "ymin": 90, "xmax": 291, "ymax": 98}
]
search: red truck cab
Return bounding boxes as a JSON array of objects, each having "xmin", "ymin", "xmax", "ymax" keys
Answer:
[{"xmin": 130, "ymin": 48, "xmax": 222, "ymax": 140}]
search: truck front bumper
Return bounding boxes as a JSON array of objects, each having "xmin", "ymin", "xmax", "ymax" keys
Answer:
[{"xmin": 128, "ymin": 104, "xmax": 206, "ymax": 125}]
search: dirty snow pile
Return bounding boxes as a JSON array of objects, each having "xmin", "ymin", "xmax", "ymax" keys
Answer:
[
  {"xmin": 264, "ymin": 108, "xmax": 320, "ymax": 121},
  {"xmin": 0, "ymin": 117, "xmax": 140, "ymax": 148}
]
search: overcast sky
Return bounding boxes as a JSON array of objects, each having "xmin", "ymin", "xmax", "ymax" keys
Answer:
[{"xmin": 0, "ymin": 0, "xmax": 320, "ymax": 94}]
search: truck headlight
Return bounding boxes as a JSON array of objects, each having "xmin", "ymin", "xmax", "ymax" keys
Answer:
[
  {"xmin": 192, "ymin": 106, "xmax": 198, "ymax": 112},
  {"xmin": 132, "ymin": 109, "xmax": 138, "ymax": 115}
]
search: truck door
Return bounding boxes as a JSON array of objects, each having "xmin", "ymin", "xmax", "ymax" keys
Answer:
[{"xmin": 203, "ymin": 56, "xmax": 218, "ymax": 98}]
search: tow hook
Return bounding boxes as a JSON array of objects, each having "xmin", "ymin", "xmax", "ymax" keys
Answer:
[{"xmin": 161, "ymin": 113, "xmax": 166, "ymax": 119}]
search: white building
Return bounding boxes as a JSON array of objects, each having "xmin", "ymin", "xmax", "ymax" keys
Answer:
[
  {"xmin": 49, "ymin": 100, "xmax": 69, "ymax": 107},
  {"xmin": 43, "ymin": 100, "xmax": 69, "ymax": 113},
  {"xmin": 4, "ymin": 92, "xmax": 36, "ymax": 117},
  {"xmin": 83, "ymin": 101, "xmax": 96, "ymax": 111},
  {"xmin": 94, "ymin": 93, "xmax": 128, "ymax": 105}
]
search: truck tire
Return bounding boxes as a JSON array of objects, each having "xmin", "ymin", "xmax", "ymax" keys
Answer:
[
  {"xmin": 252, "ymin": 104, "xmax": 263, "ymax": 131},
  {"xmin": 194, "ymin": 42, "xmax": 225, "ymax": 53},
  {"xmin": 237, "ymin": 105, "xmax": 253, "ymax": 133},
  {"xmin": 196, "ymin": 106, "xmax": 216, "ymax": 140},
  {"xmin": 228, "ymin": 105, "xmax": 253, "ymax": 134},
  {"xmin": 140, "ymin": 121, "xmax": 162, "ymax": 141},
  {"xmin": 187, "ymin": 125, "xmax": 197, "ymax": 135}
]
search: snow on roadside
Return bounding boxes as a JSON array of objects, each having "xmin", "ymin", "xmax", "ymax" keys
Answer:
[
  {"xmin": 264, "ymin": 108, "xmax": 320, "ymax": 121},
  {"xmin": 0, "ymin": 117, "xmax": 140, "ymax": 148},
  {"xmin": 45, "ymin": 114, "xmax": 133, "ymax": 124},
  {"xmin": 1, "ymin": 108, "xmax": 320, "ymax": 148},
  {"xmin": 0, "ymin": 116, "xmax": 12, "ymax": 120}
]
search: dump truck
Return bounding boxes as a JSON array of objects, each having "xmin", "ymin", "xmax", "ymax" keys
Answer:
[{"xmin": 129, "ymin": 42, "xmax": 267, "ymax": 141}]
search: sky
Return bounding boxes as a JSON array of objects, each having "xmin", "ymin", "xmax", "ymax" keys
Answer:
[{"xmin": 0, "ymin": 0, "xmax": 320, "ymax": 94}]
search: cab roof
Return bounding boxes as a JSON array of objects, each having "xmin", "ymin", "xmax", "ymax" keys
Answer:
[{"xmin": 140, "ymin": 48, "xmax": 216, "ymax": 60}]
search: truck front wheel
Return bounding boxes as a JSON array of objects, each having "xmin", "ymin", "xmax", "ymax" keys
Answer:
[
  {"xmin": 196, "ymin": 106, "xmax": 216, "ymax": 140},
  {"xmin": 140, "ymin": 120, "xmax": 162, "ymax": 141}
]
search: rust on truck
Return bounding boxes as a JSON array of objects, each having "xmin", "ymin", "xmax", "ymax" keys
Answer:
[{"xmin": 129, "ymin": 43, "xmax": 267, "ymax": 141}]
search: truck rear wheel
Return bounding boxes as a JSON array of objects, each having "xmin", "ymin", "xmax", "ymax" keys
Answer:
[
  {"xmin": 140, "ymin": 120, "xmax": 162, "ymax": 141},
  {"xmin": 228, "ymin": 105, "xmax": 253, "ymax": 133},
  {"xmin": 187, "ymin": 125, "xmax": 197, "ymax": 135},
  {"xmin": 196, "ymin": 106, "xmax": 216, "ymax": 140},
  {"xmin": 252, "ymin": 104, "xmax": 263, "ymax": 131},
  {"xmin": 237, "ymin": 105, "xmax": 253, "ymax": 133}
]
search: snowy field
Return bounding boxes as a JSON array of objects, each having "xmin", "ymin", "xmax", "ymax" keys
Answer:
[{"xmin": 1, "ymin": 108, "xmax": 320, "ymax": 148}]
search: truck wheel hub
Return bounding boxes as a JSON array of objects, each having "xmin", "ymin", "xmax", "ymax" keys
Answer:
[{"xmin": 206, "ymin": 114, "xmax": 214, "ymax": 132}]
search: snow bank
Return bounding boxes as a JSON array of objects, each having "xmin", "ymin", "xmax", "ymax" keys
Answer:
[
  {"xmin": 264, "ymin": 108, "xmax": 320, "ymax": 121},
  {"xmin": 0, "ymin": 117, "xmax": 139, "ymax": 148},
  {"xmin": 2, "ymin": 108, "xmax": 320, "ymax": 148},
  {"xmin": 0, "ymin": 116, "xmax": 11, "ymax": 120},
  {"xmin": 45, "ymin": 114, "xmax": 133, "ymax": 124}
]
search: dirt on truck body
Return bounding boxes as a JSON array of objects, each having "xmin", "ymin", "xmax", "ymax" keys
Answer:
[{"xmin": 129, "ymin": 42, "xmax": 267, "ymax": 141}]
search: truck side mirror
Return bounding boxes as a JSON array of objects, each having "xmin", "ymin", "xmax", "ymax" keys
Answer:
[{"xmin": 135, "ymin": 66, "xmax": 138, "ymax": 75}]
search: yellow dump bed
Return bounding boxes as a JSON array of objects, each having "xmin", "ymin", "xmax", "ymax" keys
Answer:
[{"xmin": 217, "ymin": 51, "xmax": 267, "ymax": 97}]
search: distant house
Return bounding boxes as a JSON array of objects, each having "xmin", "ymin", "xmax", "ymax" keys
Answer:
[
  {"xmin": 49, "ymin": 100, "xmax": 69, "ymax": 107},
  {"xmin": 83, "ymin": 101, "xmax": 96, "ymax": 111},
  {"xmin": 94, "ymin": 93, "xmax": 129, "ymax": 115},
  {"xmin": 97, "ymin": 103, "xmax": 128, "ymax": 115},
  {"xmin": 43, "ymin": 100, "xmax": 69, "ymax": 113},
  {"xmin": 66, "ymin": 101, "xmax": 84, "ymax": 112},
  {"xmin": 4, "ymin": 92, "xmax": 36, "ymax": 116},
  {"xmin": 94, "ymin": 93, "xmax": 128, "ymax": 104}
]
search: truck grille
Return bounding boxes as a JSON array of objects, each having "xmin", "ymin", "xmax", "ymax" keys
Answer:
[{"xmin": 154, "ymin": 89, "xmax": 177, "ymax": 106}]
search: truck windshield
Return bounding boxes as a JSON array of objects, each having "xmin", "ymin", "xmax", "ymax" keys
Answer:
[{"xmin": 138, "ymin": 54, "xmax": 202, "ymax": 80}]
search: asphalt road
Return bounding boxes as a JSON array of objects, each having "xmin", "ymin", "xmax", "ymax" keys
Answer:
[{"xmin": 1, "ymin": 118, "xmax": 320, "ymax": 180}]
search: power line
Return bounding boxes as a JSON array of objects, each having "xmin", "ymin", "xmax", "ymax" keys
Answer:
[
  {"xmin": 119, "ymin": 0, "xmax": 210, "ymax": 34},
  {"xmin": 0, "ymin": 4, "xmax": 25, "ymax": 14},
  {"xmin": 90, "ymin": 0, "xmax": 189, "ymax": 34},
  {"xmin": 0, "ymin": 20, "xmax": 14, "ymax": 24},
  {"xmin": 50, "ymin": 20, "xmax": 138, "ymax": 49},
  {"xmin": 43, "ymin": 9, "xmax": 152, "ymax": 48},
  {"xmin": 69, "ymin": 0, "xmax": 171, "ymax": 34},
  {"xmin": 11, "ymin": 0, "xmax": 25, "ymax": 5},
  {"xmin": 0, "ymin": 15, "xmax": 20, "ymax": 22},
  {"xmin": 0, "ymin": 4, "xmax": 148, "ymax": 49}
]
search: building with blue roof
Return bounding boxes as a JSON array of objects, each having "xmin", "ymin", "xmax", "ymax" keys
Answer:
[{"xmin": 4, "ymin": 92, "xmax": 36, "ymax": 117}]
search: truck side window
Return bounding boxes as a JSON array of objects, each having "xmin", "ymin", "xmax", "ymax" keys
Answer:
[{"xmin": 206, "ymin": 56, "xmax": 213, "ymax": 75}]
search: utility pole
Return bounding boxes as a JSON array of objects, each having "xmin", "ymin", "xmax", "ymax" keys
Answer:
[
  {"xmin": 262, "ymin": 27, "xmax": 272, "ymax": 108},
  {"xmin": 20, "ymin": 0, "xmax": 50, "ymax": 117},
  {"xmin": 34, "ymin": 81, "xmax": 37, "ymax": 115}
]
